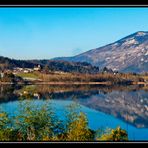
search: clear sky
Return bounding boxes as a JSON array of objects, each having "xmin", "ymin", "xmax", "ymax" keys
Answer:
[{"xmin": 0, "ymin": 7, "xmax": 148, "ymax": 60}]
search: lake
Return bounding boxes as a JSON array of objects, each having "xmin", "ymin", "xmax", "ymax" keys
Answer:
[{"xmin": 0, "ymin": 84, "xmax": 148, "ymax": 141}]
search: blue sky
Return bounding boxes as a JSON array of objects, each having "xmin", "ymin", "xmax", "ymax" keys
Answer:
[{"xmin": 0, "ymin": 7, "xmax": 148, "ymax": 60}]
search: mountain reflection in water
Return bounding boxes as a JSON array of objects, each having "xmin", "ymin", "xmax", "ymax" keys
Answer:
[{"xmin": 0, "ymin": 84, "xmax": 148, "ymax": 129}]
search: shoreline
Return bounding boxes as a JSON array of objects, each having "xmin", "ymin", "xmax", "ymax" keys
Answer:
[{"xmin": 0, "ymin": 81, "xmax": 147, "ymax": 85}]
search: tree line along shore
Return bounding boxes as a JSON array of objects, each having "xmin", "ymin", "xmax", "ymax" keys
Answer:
[{"xmin": 0, "ymin": 70, "xmax": 148, "ymax": 85}]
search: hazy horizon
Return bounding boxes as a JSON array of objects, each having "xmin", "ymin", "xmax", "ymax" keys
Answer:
[{"xmin": 0, "ymin": 7, "xmax": 148, "ymax": 60}]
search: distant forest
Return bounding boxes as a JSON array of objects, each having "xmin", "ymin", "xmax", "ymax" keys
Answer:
[{"xmin": 0, "ymin": 56, "xmax": 100, "ymax": 74}]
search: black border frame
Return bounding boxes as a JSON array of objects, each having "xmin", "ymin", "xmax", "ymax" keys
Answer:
[{"xmin": 0, "ymin": 3, "xmax": 148, "ymax": 144}]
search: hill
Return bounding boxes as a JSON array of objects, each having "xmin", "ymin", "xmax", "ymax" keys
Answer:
[
  {"xmin": 53, "ymin": 31, "xmax": 148, "ymax": 73},
  {"xmin": 0, "ymin": 56, "xmax": 99, "ymax": 74}
]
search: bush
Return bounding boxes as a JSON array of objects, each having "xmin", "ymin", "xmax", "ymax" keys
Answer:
[{"xmin": 96, "ymin": 126, "xmax": 128, "ymax": 141}]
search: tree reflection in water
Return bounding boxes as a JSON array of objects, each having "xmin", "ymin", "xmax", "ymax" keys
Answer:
[{"xmin": 0, "ymin": 84, "xmax": 148, "ymax": 128}]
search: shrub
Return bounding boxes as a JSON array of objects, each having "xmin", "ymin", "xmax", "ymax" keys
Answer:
[{"xmin": 96, "ymin": 126, "xmax": 128, "ymax": 141}]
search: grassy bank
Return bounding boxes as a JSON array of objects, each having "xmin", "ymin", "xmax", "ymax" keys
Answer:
[{"xmin": 13, "ymin": 71, "xmax": 147, "ymax": 85}]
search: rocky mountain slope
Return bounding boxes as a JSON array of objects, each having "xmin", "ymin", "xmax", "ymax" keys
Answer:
[{"xmin": 54, "ymin": 31, "xmax": 148, "ymax": 73}]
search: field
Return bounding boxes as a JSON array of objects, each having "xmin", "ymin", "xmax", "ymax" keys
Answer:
[
  {"xmin": 16, "ymin": 72, "xmax": 39, "ymax": 79},
  {"xmin": 13, "ymin": 71, "xmax": 148, "ymax": 85}
]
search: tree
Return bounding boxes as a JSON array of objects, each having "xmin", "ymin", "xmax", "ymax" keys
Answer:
[
  {"xmin": 66, "ymin": 112, "xmax": 93, "ymax": 141},
  {"xmin": 0, "ymin": 111, "xmax": 13, "ymax": 141},
  {"xmin": 65, "ymin": 103, "xmax": 93, "ymax": 141},
  {"xmin": 96, "ymin": 126, "xmax": 128, "ymax": 141},
  {"xmin": 44, "ymin": 64, "xmax": 49, "ymax": 73},
  {"xmin": 13, "ymin": 101, "xmax": 59, "ymax": 141},
  {"xmin": 102, "ymin": 67, "xmax": 108, "ymax": 73}
]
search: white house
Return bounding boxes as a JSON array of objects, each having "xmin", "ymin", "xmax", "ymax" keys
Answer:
[
  {"xmin": 34, "ymin": 65, "xmax": 41, "ymax": 71},
  {"xmin": 0, "ymin": 72, "xmax": 4, "ymax": 78}
]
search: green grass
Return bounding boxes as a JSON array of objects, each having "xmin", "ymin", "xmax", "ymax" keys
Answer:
[{"xmin": 16, "ymin": 72, "xmax": 39, "ymax": 79}]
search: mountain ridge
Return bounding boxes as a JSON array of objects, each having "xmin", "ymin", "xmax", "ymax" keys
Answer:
[{"xmin": 53, "ymin": 31, "xmax": 148, "ymax": 73}]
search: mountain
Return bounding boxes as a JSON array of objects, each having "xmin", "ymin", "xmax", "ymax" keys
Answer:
[
  {"xmin": 77, "ymin": 85, "xmax": 148, "ymax": 128},
  {"xmin": 0, "ymin": 56, "xmax": 99, "ymax": 74},
  {"xmin": 53, "ymin": 31, "xmax": 148, "ymax": 73}
]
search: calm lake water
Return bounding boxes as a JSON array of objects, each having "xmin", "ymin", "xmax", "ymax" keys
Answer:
[{"xmin": 0, "ymin": 84, "xmax": 148, "ymax": 141}]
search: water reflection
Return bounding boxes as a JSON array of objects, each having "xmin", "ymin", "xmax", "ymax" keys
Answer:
[{"xmin": 0, "ymin": 84, "xmax": 148, "ymax": 129}]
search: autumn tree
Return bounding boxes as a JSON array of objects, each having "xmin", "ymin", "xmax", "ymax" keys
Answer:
[
  {"xmin": 96, "ymin": 126, "xmax": 128, "ymax": 141},
  {"xmin": 65, "ymin": 103, "xmax": 93, "ymax": 141}
]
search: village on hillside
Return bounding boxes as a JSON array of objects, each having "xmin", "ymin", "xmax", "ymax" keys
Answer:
[
  {"xmin": 0, "ymin": 62, "xmax": 147, "ymax": 85},
  {"xmin": 0, "ymin": 64, "xmax": 68, "ymax": 80}
]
